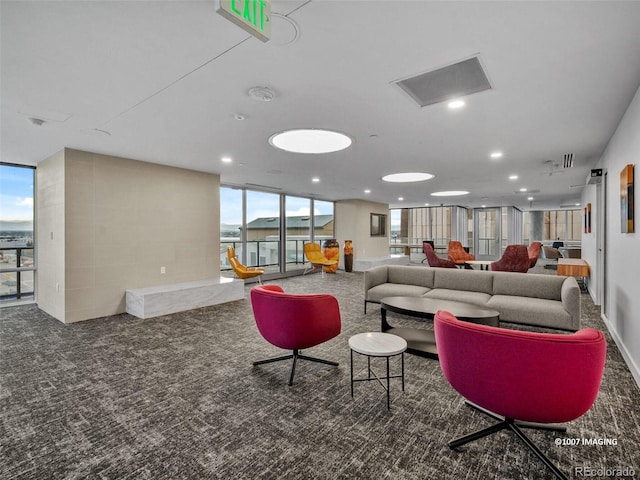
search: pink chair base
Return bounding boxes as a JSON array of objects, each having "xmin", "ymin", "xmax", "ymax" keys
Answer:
[{"xmin": 253, "ymin": 349, "xmax": 338, "ymax": 387}]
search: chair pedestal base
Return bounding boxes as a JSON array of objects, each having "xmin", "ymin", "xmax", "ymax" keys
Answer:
[
  {"xmin": 253, "ymin": 349, "xmax": 338, "ymax": 386},
  {"xmin": 450, "ymin": 404, "xmax": 569, "ymax": 480},
  {"xmin": 466, "ymin": 401, "xmax": 567, "ymax": 432}
]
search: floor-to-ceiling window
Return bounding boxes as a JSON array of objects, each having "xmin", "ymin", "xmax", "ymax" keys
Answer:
[
  {"xmin": 220, "ymin": 186, "xmax": 334, "ymax": 278},
  {"xmin": 314, "ymin": 199, "xmax": 335, "ymax": 242},
  {"xmin": 0, "ymin": 163, "xmax": 35, "ymax": 304},
  {"xmin": 246, "ymin": 190, "xmax": 280, "ymax": 272},
  {"xmin": 390, "ymin": 206, "xmax": 452, "ymax": 254},
  {"xmin": 544, "ymin": 209, "xmax": 582, "ymax": 243},
  {"xmin": 220, "ymin": 187, "xmax": 243, "ymax": 269},
  {"xmin": 285, "ymin": 195, "xmax": 310, "ymax": 272},
  {"xmin": 474, "ymin": 207, "xmax": 501, "ymax": 259}
]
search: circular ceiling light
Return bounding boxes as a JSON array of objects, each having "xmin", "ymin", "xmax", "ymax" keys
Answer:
[
  {"xmin": 269, "ymin": 13, "xmax": 300, "ymax": 46},
  {"xmin": 269, "ymin": 129, "xmax": 352, "ymax": 154},
  {"xmin": 490, "ymin": 151, "xmax": 503, "ymax": 159},
  {"xmin": 431, "ymin": 190, "xmax": 470, "ymax": 197},
  {"xmin": 381, "ymin": 172, "xmax": 435, "ymax": 183},
  {"xmin": 448, "ymin": 100, "xmax": 465, "ymax": 109}
]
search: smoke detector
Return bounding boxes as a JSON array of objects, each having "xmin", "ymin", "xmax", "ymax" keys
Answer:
[{"xmin": 248, "ymin": 86, "xmax": 276, "ymax": 102}]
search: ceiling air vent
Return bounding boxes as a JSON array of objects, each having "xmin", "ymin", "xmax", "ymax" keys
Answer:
[
  {"xmin": 563, "ymin": 153, "xmax": 574, "ymax": 169},
  {"xmin": 393, "ymin": 55, "xmax": 492, "ymax": 107}
]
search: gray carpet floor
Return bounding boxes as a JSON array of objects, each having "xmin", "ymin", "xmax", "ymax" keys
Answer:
[{"xmin": 1, "ymin": 262, "xmax": 639, "ymax": 479}]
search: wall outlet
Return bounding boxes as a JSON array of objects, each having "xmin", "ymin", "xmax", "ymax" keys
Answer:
[{"xmin": 160, "ymin": 266, "xmax": 166, "ymax": 274}]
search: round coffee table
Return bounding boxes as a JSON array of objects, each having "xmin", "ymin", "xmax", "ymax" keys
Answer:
[
  {"xmin": 380, "ymin": 296, "xmax": 500, "ymax": 358},
  {"xmin": 349, "ymin": 332, "xmax": 407, "ymax": 410}
]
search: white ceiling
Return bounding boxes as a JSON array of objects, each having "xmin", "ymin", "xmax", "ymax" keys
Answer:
[{"xmin": 2, "ymin": 1, "xmax": 640, "ymax": 210}]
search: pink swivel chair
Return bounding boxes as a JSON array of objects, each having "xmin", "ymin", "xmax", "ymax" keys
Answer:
[
  {"xmin": 491, "ymin": 244, "xmax": 530, "ymax": 273},
  {"xmin": 434, "ymin": 310, "xmax": 606, "ymax": 480},
  {"xmin": 250, "ymin": 285, "xmax": 341, "ymax": 386},
  {"xmin": 423, "ymin": 243, "xmax": 457, "ymax": 268}
]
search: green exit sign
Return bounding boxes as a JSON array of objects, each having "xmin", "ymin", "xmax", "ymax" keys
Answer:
[{"xmin": 217, "ymin": 0, "xmax": 271, "ymax": 43}]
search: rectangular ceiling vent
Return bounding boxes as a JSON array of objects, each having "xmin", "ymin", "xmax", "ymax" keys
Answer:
[
  {"xmin": 393, "ymin": 55, "xmax": 492, "ymax": 107},
  {"xmin": 563, "ymin": 153, "xmax": 574, "ymax": 169}
]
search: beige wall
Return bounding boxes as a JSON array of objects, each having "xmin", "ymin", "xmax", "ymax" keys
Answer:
[
  {"xmin": 37, "ymin": 149, "xmax": 220, "ymax": 323},
  {"xmin": 335, "ymin": 199, "xmax": 390, "ymax": 268},
  {"xmin": 36, "ymin": 150, "xmax": 66, "ymax": 320}
]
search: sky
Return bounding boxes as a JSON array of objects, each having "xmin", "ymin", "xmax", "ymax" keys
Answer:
[
  {"xmin": 220, "ymin": 186, "xmax": 333, "ymax": 225},
  {"xmin": 0, "ymin": 165, "xmax": 34, "ymax": 228}
]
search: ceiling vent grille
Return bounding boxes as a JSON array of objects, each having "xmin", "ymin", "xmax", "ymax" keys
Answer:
[
  {"xmin": 563, "ymin": 153, "xmax": 574, "ymax": 169},
  {"xmin": 393, "ymin": 56, "xmax": 492, "ymax": 107}
]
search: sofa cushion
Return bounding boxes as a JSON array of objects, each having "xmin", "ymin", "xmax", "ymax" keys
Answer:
[
  {"xmin": 366, "ymin": 283, "xmax": 430, "ymax": 303},
  {"xmin": 424, "ymin": 289, "xmax": 492, "ymax": 307},
  {"xmin": 488, "ymin": 295, "xmax": 573, "ymax": 330},
  {"xmin": 387, "ymin": 265, "xmax": 434, "ymax": 288},
  {"xmin": 492, "ymin": 272, "xmax": 565, "ymax": 300},
  {"xmin": 432, "ymin": 269, "xmax": 494, "ymax": 294}
]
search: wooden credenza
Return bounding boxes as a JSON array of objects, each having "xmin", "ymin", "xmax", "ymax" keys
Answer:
[{"xmin": 557, "ymin": 258, "xmax": 589, "ymax": 290}]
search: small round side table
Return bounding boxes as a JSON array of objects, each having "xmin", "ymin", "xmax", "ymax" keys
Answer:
[{"xmin": 349, "ymin": 332, "xmax": 407, "ymax": 410}]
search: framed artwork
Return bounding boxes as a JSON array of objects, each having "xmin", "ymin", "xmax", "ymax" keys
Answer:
[
  {"xmin": 584, "ymin": 207, "xmax": 587, "ymax": 233},
  {"xmin": 370, "ymin": 213, "xmax": 387, "ymax": 237},
  {"xmin": 620, "ymin": 164, "xmax": 634, "ymax": 233}
]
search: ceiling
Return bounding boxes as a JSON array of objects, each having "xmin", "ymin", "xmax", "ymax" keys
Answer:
[{"xmin": 2, "ymin": 1, "xmax": 640, "ymax": 210}]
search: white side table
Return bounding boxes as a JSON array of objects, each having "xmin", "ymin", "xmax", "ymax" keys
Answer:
[{"xmin": 349, "ymin": 332, "xmax": 407, "ymax": 409}]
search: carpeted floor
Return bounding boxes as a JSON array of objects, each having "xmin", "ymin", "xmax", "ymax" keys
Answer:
[{"xmin": 1, "ymin": 262, "xmax": 639, "ymax": 479}]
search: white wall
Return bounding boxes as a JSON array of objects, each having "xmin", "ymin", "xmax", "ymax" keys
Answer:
[
  {"xmin": 37, "ymin": 149, "xmax": 220, "ymax": 323},
  {"xmin": 335, "ymin": 199, "xmax": 390, "ymax": 268},
  {"xmin": 589, "ymin": 84, "xmax": 640, "ymax": 386}
]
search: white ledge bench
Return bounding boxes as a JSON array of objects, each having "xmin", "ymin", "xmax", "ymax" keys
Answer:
[
  {"xmin": 126, "ymin": 277, "xmax": 244, "ymax": 319},
  {"xmin": 353, "ymin": 255, "xmax": 410, "ymax": 272}
]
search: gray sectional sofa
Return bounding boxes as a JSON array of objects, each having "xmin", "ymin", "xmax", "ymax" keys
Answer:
[{"xmin": 364, "ymin": 265, "xmax": 581, "ymax": 331}]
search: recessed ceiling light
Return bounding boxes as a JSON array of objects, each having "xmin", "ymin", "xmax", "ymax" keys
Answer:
[
  {"xmin": 490, "ymin": 152, "xmax": 503, "ymax": 159},
  {"xmin": 381, "ymin": 172, "xmax": 435, "ymax": 183},
  {"xmin": 364, "ymin": 189, "xmax": 371, "ymax": 194},
  {"xmin": 424, "ymin": 203, "xmax": 430, "ymax": 206},
  {"xmin": 448, "ymin": 100, "xmax": 465, "ymax": 109},
  {"xmin": 509, "ymin": 175, "xmax": 518, "ymax": 180},
  {"xmin": 221, "ymin": 156, "xmax": 232, "ymax": 163},
  {"xmin": 481, "ymin": 205, "xmax": 486, "ymax": 208},
  {"xmin": 398, "ymin": 197, "xmax": 404, "ymax": 201},
  {"xmin": 431, "ymin": 191, "xmax": 469, "ymax": 197},
  {"xmin": 269, "ymin": 129, "xmax": 352, "ymax": 154},
  {"xmin": 528, "ymin": 197, "xmax": 534, "ymax": 201},
  {"xmin": 519, "ymin": 187, "xmax": 527, "ymax": 192},
  {"xmin": 312, "ymin": 177, "xmax": 320, "ymax": 183},
  {"xmin": 575, "ymin": 203, "xmax": 581, "ymax": 206}
]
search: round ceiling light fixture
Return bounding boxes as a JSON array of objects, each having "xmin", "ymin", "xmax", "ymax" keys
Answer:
[
  {"xmin": 431, "ymin": 190, "xmax": 470, "ymax": 197},
  {"xmin": 269, "ymin": 129, "xmax": 352, "ymax": 154},
  {"xmin": 381, "ymin": 172, "xmax": 435, "ymax": 183}
]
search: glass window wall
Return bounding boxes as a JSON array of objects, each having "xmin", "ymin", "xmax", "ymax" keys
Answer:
[
  {"xmin": 220, "ymin": 186, "xmax": 334, "ymax": 277},
  {"xmin": 1, "ymin": 164, "xmax": 35, "ymax": 304}
]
